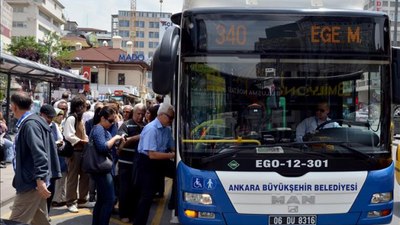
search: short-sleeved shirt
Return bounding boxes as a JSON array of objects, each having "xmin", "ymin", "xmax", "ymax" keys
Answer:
[
  {"xmin": 296, "ymin": 116, "xmax": 340, "ymax": 142},
  {"xmin": 117, "ymin": 119, "xmax": 143, "ymax": 162},
  {"xmin": 137, "ymin": 118, "xmax": 174, "ymax": 155}
]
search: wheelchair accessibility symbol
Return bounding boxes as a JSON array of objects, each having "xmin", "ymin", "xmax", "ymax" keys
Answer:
[{"xmin": 192, "ymin": 177, "xmax": 203, "ymax": 189}]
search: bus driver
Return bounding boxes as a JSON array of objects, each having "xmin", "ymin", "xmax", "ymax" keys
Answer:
[{"xmin": 296, "ymin": 101, "xmax": 340, "ymax": 142}]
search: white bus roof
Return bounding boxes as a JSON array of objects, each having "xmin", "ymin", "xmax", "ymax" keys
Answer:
[{"xmin": 182, "ymin": 0, "xmax": 366, "ymax": 11}]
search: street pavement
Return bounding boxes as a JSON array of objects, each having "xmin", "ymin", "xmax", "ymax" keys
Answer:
[
  {"xmin": 0, "ymin": 164, "xmax": 178, "ymax": 225},
  {"xmin": 1, "ymin": 144, "xmax": 399, "ymax": 225}
]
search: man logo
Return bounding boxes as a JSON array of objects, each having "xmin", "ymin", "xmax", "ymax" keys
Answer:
[
  {"xmin": 288, "ymin": 206, "xmax": 298, "ymax": 213},
  {"xmin": 271, "ymin": 196, "xmax": 316, "ymax": 205}
]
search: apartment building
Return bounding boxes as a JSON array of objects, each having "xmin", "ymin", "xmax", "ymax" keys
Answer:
[
  {"xmin": 111, "ymin": 10, "xmax": 173, "ymax": 60},
  {"xmin": 1, "ymin": 0, "xmax": 13, "ymax": 52},
  {"xmin": 364, "ymin": 0, "xmax": 400, "ymax": 44},
  {"xmin": 5, "ymin": 0, "xmax": 66, "ymax": 42}
]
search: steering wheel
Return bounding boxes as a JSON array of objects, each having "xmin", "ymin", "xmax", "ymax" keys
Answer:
[{"xmin": 316, "ymin": 119, "xmax": 350, "ymax": 130}]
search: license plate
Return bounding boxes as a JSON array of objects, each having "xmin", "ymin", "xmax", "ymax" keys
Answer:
[{"xmin": 269, "ymin": 215, "xmax": 317, "ymax": 225}]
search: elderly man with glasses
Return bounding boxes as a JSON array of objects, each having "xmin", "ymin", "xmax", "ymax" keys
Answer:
[
  {"xmin": 296, "ymin": 101, "xmax": 340, "ymax": 142},
  {"xmin": 131, "ymin": 102, "xmax": 176, "ymax": 225}
]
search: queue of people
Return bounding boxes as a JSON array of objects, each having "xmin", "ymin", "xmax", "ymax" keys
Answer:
[{"xmin": 5, "ymin": 91, "xmax": 175, "ymax": 225}]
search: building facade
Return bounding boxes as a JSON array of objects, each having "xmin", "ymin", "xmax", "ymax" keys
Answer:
[
  {"xmin": 111, "ymin": 10, "xmax": 172, "ymax": 60},
  {"xmin": 364, "ymin": 0, "xmax": 400, "ymax": 45},
  {"xmin": 1, "ymin": 0, "xmax": 13, "ymax": 52},
  {"xmin": 5, "ymin": 0, "xmax": 66, "ymax": 42},
  {"xmin": 70, "ymin": 39, "xmax": 150, "ymax": 103}
]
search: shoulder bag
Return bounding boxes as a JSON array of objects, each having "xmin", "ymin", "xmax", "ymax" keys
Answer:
[
  {"xmin": 82, "ymin": 137, "xmax": 112, "ymax": 174},
  {"xmin": 58, "ymin": 116, "xmax": 77, "ymax": 157}
]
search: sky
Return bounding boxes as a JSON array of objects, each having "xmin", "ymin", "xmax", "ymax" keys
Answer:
[{"xmin": 59, "ymin": 0, "xmax": 183, "ymax": 31}]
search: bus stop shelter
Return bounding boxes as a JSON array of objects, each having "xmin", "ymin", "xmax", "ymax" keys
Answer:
[{"xmin": 0, "ymin": 52, "xmax": 89, "ymax": 125}]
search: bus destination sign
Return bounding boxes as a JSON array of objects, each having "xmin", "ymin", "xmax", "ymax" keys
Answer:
[{"xmin": 196, "ymin": 16, "xmax": 388, "ymax": 54}]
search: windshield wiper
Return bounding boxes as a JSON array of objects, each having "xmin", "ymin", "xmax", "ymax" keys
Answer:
[
  {"xmin": 302, "ymin": 141, "xmax": 375, "ymax": 159},
  {"xmin": 338, "ymin": 143, "xmax": 374, "ymax": 159}
]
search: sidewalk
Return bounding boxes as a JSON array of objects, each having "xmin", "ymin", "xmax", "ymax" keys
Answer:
[{"xmin": 0, "ymin": 164, "xmax": 15, "ymax": 207}]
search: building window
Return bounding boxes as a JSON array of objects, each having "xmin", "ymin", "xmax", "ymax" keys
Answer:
[
  {"xmin": 134, "ymin": 41, "xmax": 144, "ymax": 48},
  {"xmin": 119, "ymin": 30, "xmax": 130, "ymax": 37},
  {"xmin": 149, "ymin": 22, "xmax": 159, "ymax": 28},
  {"xmin": 149, "ymin": 32, "xmax": 159, "ymax": 38},
  {"xmin": 149, "ymin": 42, "xmax": 159, "ymax": 48},
  {"xmin": 53, "ymin": 21, "xmax": 60, "ymax": 27},
  {"xmin": 13, "ymin": 6, "xmax": 24, "ymax": 13},
  {"xmin": 13, "ymin": 21, "xmax": 27, "ymax": 28},
  {"xmin": 38, "ymin": 25, "xmax": 50, "ymax": 34},
  {"xmin": 119, "ymin": 20, "xmax": 130, "ymax": 27},
  {"xmin": 135, "ymin": 21, "xmax": 145, "ymax": 28},
  {"xmin": 118, "ymin": 73, "xmax": 125, "ymax": 85},
  {"xmin": 119, "ymin": 11, "xmax": 130, "ymax": 17},
  {"xmin": 136, "ymin": 31, "xmax": 144, "ymax": 38},
  {"xmin": 122, "ymin": 40, "xmax": 128, "ymax": 47},
  {"xmin": 134, "ymin": 51, "xmax": 144, "ymax": 55},
  {"xmin": 39, "ymin": 10, "xmax": 51, "ymax": 22}
]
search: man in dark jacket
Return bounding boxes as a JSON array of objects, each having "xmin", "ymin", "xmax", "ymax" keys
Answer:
[
  {"xmin": 9, "ymin": 92, "xmax": 61, "ymax": 225},
  {"xmin": 117, "ymin": 103, "xmax": 146, "ymax": 223}
]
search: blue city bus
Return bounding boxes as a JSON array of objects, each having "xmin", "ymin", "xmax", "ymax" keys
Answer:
[{"xmin": 152, "ymin": 1, "xmax": 400, "ymax": 224}]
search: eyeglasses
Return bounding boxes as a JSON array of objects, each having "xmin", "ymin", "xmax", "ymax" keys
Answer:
[
  {"xmin": 123, "ymin": 111, "xmax": 131, "ymax": 114},
  {"xmin": 316, "ymin": 108, "xmax": 325, "ymax": 113},
  {"xmin": 106, "ymin": 118, "xmax": 115, "ymax": 124},
  {"xmin": 163, "ymin": 113, "xmax": 174, "ymax": 121}
]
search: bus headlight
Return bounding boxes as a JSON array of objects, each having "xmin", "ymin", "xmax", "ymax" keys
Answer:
[
  {"xmin": 370, "ymin": 192, "xmax": 392, "ymax": 204},
  {"xmin": 184, "ymin": 192, "xmax": 213, "ymax": 205}
]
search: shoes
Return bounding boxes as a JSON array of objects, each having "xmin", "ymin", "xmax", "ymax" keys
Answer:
[
  {"xmin": 78, "ymin": 201, "xmax": 95, "ymax": 208},
  {"xmin": 121, "ymin": 218, "xmax": 130, "ymax": 223},
  {"xmin": 0, "ymin": 164, "xmax": 6, "ymax": 168},
  {"xmin": 51, "ymin": 201, "xmax": 66, "ymax": 207},
  {"xmin": 67, "ymin": 205, "xmax": 79, "ymax": 213}
]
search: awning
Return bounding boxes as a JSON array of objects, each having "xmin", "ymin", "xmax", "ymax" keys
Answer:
[{"xmin": 0, "ymin": 52, "xmax": 89, "ymax": 84}]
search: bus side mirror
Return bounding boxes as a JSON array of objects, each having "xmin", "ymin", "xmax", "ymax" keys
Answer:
[
  {"xmin": 152, "ymin": 26, "xmax": 180, "ymax": 95},
  {"xmin": 392, "ymin": 47, "xmax": 400, "ymax": 104}
]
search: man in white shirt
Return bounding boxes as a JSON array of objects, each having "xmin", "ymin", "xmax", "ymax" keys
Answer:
[{"xmin": 296, "ymin": 101, "xmax": 340, "ymax": 142}]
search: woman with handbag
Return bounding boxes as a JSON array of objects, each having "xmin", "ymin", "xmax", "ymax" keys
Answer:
[{"xmin": 88, "ymin": 106, "xmax": 124, "ymax": 225}]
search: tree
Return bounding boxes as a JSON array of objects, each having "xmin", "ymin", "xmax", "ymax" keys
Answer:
[
  {"xmin": 5, "ymin": 33, "xmax": 73, "ymax": 93},
  {"xmin": 6, "ymin": 33, "xmax": 73, "ymax": 69},
  {"xmin": 6, "ymin": 36, "xmax": 45, "ymax": 62},
  {"xmin": 41, "ymin": 31, "xmax": 73, "ymax": 68}
]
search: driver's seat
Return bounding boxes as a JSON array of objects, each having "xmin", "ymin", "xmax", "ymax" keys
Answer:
[{"xmin": 245, "ymin": 104, "xmax": 264, "ymax": 134}]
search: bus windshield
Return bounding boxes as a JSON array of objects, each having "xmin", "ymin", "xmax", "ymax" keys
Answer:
[{"xmin": 178, "ymin": 12, "xmax": 391, "ymax": 173}]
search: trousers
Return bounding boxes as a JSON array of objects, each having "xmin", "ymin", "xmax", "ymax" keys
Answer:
[{"xmin": 9, "ymin": 189, "xmax": 50, "ymax": 225}]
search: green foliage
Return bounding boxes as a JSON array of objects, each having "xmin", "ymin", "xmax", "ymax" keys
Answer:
[
  {"xmin": 6, "ymin": 36, "xmax": 46, "ymax": 62},
  {"xmin": 5, "ymin": 32, "xmax": 73, "ymax": 69}
]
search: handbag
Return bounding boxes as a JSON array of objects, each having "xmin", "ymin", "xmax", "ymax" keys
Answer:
[
  {"xmin": 58, "ymin": 139, "xmax": 74, "ymax": 157},
  {"xmin": 58, "ymin": 115, "xmax": 77, "ymax": 158},
  {"xmin": 82, "ymin": 138, "xmax": 112, "ymax": 174}
]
